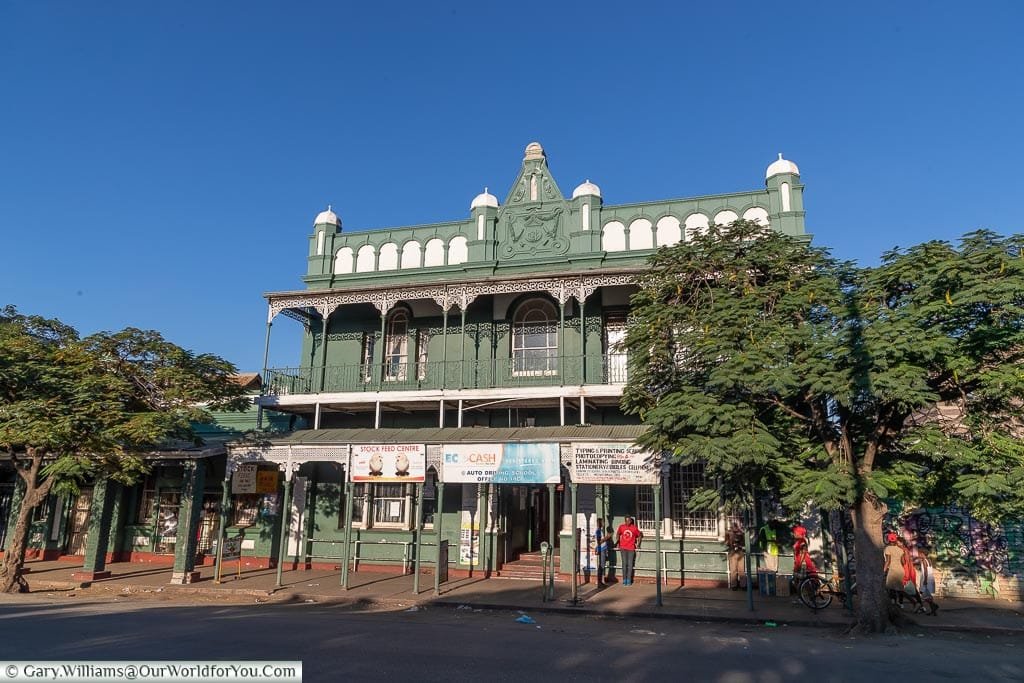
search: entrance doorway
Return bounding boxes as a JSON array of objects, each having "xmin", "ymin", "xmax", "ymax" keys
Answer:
[
  {"xmin": 65, "ymin": 489, "xmax": 93, "ymax": 556},
  {"xmin": 528, "ymin": 486, "xmax": 562, "ymax": 551}
]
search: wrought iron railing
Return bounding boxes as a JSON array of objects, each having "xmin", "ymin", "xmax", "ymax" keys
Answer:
[{"xmin": 264, "ymin": 353, "xmax": 629, "ymax": 396}]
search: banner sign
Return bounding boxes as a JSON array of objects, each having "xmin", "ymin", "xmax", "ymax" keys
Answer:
[
  {"xmin": 569, "ymin": 442, "xmax": 661, "ymax": 484},
  {"xmin": 442, "ymin": 443, "xmax": 560, "ymax": 484},
  {"xmin": 255, "ymin": 469, "xmax": 279, "ymax": 493},
  {"xmin": 350, "ymin": 444, "xmax": 426, "ymax": 482},
  {"xmin": 231, "ymin": 463, "xmax": 257, "ymax": 494}
]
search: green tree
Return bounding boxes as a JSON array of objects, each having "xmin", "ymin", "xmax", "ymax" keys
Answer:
[
  {"xmin": 622, "ymin": 221, "xmax": 1024, "ymax": 632},
  {"xmin": 0, "ymin": 307, "xmax": 250, "ymax": 593}
]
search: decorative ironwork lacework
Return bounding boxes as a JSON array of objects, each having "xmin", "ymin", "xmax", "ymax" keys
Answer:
[{"xmin": 267, "ymin": 273, "xmax": 641, "ymax": 321}]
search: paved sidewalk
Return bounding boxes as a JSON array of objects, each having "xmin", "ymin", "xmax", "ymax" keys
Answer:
[{"xmin": 13, "ymin": 559, "xmax": 1023, "ymax": 634}]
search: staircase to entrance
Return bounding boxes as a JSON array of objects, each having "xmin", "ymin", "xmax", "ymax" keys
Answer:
[{"xmin": 498, "ymin": 550, "xmax": 563, "ymax": 581}]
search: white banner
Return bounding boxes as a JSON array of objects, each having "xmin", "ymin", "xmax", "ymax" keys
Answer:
[
  {"xmin": 569, "ymin": 442, "xmax": 661, "ymax": 484},
  {"xmin": 349, "ymin": 444, "xmax": 426, "ymax": 482},
  {"xmin": 442, "ymin": 443, "xmax": 561, "ymax": 484},
  {"xmin": 231, "ymin": 463, "xmax": 257, "ymax": 494}
]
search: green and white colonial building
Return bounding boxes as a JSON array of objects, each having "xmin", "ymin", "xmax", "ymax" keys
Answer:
[{"xmin": 218, "ymin": 142, "xmax": 808, "ymax": 588}]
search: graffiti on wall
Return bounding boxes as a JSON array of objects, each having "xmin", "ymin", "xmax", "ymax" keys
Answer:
[{"xmin": 887, "ymin": 502, "xmax": 1022, "ymax": 599}]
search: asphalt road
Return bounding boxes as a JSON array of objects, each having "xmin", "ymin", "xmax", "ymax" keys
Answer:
[{"xmin": 0, "ymin": 596, "xmax": 1019, "ymax": 682}]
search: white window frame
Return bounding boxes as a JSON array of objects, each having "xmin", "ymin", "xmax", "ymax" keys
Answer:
[
  {"xmin": 348, "ymin": 483, "xmax": 413, "ymax": 530},
  {"xmin": 512, "ymin": 298, "xmax": 558, "ymax": 377},
  {"xmin": 670, "ymin": 463, "xmax": 719, "ymax": 538},
  {"xmin": 383, "ymin": 309, "xmax": 410, "ymax": 382}
]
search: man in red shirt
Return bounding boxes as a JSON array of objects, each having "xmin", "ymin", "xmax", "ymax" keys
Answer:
[{"xmin": 616, "ymin": 516, "xmax": 643, "ymax": 586}]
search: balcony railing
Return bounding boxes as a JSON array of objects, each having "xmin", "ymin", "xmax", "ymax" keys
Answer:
[{"xmin": 264, "ymin": 353, "xmax": 629, "ymax": 396}]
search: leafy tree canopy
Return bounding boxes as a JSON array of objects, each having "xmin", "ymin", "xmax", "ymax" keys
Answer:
[
  {"xmin": 621, "ymin": 221, "xmax": 1024, "ymax": 630},
  {"xmin": 0, "ymin": 306, "xmax": 250, "ymax": 592}
]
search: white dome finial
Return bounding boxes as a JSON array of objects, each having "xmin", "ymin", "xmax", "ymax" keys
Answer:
[
  {"xmin": 471, "ymin": 187, "xmax": 499, "ymax": 210},
  {"xmin": 313, "ymin": 206, "xmax": 341, "ymax": 227},
  {"xmin": 766, "ymin": 153, "xmax": 800, "ymax": 179},
  {"xmin": 572, "ymin": 178, "xmax": 602, "ymax": 199}
]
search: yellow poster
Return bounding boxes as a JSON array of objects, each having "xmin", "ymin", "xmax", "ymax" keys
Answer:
[{"xmin": 459, "ymin": 511, "xmax": 480, "ymax": 566}]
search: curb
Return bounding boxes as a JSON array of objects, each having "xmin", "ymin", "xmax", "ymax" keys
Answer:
[{"xmin": 17, "ymin": 580, "xmax": 1023, "ymax": 636}]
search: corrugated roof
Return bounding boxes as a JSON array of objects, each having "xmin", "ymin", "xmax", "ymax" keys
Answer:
[{"xmin": 265, "ymin": 425, "xmax": 647, "ymax": 445}]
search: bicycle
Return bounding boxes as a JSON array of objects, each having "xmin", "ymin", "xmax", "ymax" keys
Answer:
[{"xmin": 798, "ymin": 573, "xmax": 856, "ymax": 610}]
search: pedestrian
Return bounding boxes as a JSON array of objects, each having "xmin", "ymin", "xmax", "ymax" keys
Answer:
[
  {"xmin": 791, "ymin": 525, "xmax": 817, "ymax": 578},
  {"xmin": 882, "ymin": 531, "xmax": 906, "ymax": 606},
  {"xmin": 615, "ymin": 516, "xmax": 642, "ymax": 586},
  {"xmin": 758, "ymin": 521, "xmax": 780, "ymax": 572},
  {"xmin": 915, "ymin": 549, "xmax": 940, "ymax": 616},
  {"xmin": 901, "ymin": 540, "xmax": 923, "ymax": 611},
  {"xmin": 595, "ymin": 518, "xmax": 609, "ymax": 585},
  {"xmin": 725, "ymin": 521, "xmax": 746, "ymax": 590}
]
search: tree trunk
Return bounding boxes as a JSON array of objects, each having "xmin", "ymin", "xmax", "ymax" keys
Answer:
[
  {"xmin": 850, "ymin": 493, "xmax": 897, "ymax": 633},
  {"xmin": 0, "ymin": 499, "xmax": 33, "ymax": 593},
  {"xmin": 0, "ymin": 451, "xmax": 53, "ymax": 594}
]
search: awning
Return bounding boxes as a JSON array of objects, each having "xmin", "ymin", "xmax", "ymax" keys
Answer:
[{"xmin": 258, "ymin": 425, "xmax": 648, "ymax": 446}]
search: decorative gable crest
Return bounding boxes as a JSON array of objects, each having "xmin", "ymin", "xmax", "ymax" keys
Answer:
[
  {"xmin": 503, "ymin": 141, "xmax": 566, "ymax": 206},
  {"xmin": 497, "ymin": 142, "xmax": 571, "ymax": 260}
]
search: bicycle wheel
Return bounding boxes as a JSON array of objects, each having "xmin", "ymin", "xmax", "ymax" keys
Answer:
[{"xmin": 798, "ymin": 576, "xmax": 832, "ymax": 610}]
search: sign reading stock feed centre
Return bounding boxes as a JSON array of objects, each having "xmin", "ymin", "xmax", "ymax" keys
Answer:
[
  {"xmin": 569, "ymin": 442, "xmax": 661, "ymax": 484},
  {"xmin": 350, "ymin": 444, "xmax": 426, "ymax": 482},
  {"xmin": 442, "ymin": 443, "xmax": 560, "ymax": 484}
]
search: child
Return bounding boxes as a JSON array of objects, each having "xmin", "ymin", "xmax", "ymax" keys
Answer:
[{"xmin": 915, "ymin": 550, "xmax": 940, "ymax": 616}]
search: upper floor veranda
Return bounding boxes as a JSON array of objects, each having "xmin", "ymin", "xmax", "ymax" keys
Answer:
[{"xmin": 257, "ymin": 143, "xmax": 808, "ymax": 424}]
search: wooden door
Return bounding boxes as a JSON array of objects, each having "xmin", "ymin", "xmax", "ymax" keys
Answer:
[{"xmin": 65, "ymin": 489, "xmax": 93, "ymax": 556}]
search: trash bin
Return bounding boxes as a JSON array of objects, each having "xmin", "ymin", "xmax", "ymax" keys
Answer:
[{"xmin": 757, "ymin": 569, "xmax": 777, "ymax": 596}]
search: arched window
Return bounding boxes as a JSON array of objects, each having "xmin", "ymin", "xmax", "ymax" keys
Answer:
[
  {"xmin": 512, "ymin": 298, "xmax": 558, "ymax": 376},
  {"xmin": 384, "ymin": 309, "xmax": 409, "ymax": 381}
]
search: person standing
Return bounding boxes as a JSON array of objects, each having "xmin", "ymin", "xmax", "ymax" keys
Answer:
[
  {"xmin": 725, "ymin": 521, "xmax": 746, "ymax": 590},
  {"xmin": 791, "ymin": 525, "xmax": 818, "ymax": 577},
  {"xmin": 915, "ymin": 549, "xmax": 939, "ymax": 616},
  {"xmin": 883, "ymin": 532, "xmax": 907, "ymax": 606},
  {"xmin": 758, "ymin": 522, "xmax": 780, "ymax": 572},
  {"xmin": 595, "ymin": 518, "xmax": 609, "ymax": 585},
  {"xmin": 616, "ymin": 516, "xmax": 642, "ymax": 586},
  {"xmin": 900, "ymin": 540, "xmax": 923, "ymax": 611}
]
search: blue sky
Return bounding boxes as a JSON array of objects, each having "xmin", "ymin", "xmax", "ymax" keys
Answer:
[{"xmin": 2, "ymin": 2, "xmax": 1022, "ymax": 371}]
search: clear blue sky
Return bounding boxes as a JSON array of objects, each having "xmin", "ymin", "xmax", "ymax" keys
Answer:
[{"xmin": 2, "ymin": 2, "xmax": 1022, "ymax": 372}]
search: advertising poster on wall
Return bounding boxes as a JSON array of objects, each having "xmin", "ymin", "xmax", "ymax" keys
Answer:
[
  {"xmin": 231, "ymin": 463, "xmax": 257, "ymax": 494},
  {"xmin": 580, "ymin": 525, "xmax": 596, "ymax": 572},
  {"xmin": 459, "ymin": 510, "xmax": 480, "ymax": 566},
  {"xmin": 569, "ymin": 442, "xmax": 661, "ymax": 484},
  {"xmin": 442, "ymin": 443, "xmax": 560, "ymax": 484},
  {"xmin": 350, "ymin": 444, "xmax": 426, "ymax": 482},
  {"xmin": 255, "ymin": 468, "xmax": 280, "ymax": 493}
]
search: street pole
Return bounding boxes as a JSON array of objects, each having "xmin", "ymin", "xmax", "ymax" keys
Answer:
[
  {"xmin": 747, "ymin": 488, "xmax": 757, "ymax": 611},
  {"xmin": 214, "ymin": 475, "xmax": 230, "ymax": 584},
  {"xmin": 413, "ymin": 483, "xmax": 424, "ymax": 594},
  {"xmin": 274, "ymin": 475, "xmax": 293, "ymax": 589},
  {"xmin": 570, "ymin": 482, "xmax": 578, "ymax": 605},
  {"xmin": 547, "ymin": 483, "xmax": 556, "ymax": 601},
  {"xmin": 654, "ymin": 483, "xmax": 662, "ymax": 607},
  {"xmin": 341, "ymin": 481, "xmax": 354, "ymax": 589},
  {"xmin": 434, "ymin": 482, "xmax": 445, "ymax": 597}
]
